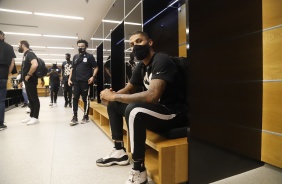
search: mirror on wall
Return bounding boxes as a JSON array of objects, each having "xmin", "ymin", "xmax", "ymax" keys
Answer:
[
  {"xmin": 102, "ymin": 0, "xmax": 124, "ymax": 89},
  {"xmin": 124, "ymin": 1, "xmax": 142, "ymax": 83}
]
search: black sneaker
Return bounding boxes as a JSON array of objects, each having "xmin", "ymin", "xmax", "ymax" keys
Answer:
[
  {"xmin": 21, "ymin": 103, "xmax": 28, "ymax": 108},
  {"xmin": 0, "ymin": 124, "xmax": 7, "ymax": 131},
  {"xmin": 81, "ymin": 115, "xmax": 89, "ymax": 124},
  {"xmin": 64, "ymin": 102, "xmax": 68, "ymax": 108},
  {"xmin": 70, "ymin": 116, "xmax": 78, "ymax": 126},
  {"xmin": 69, "ymin": 103, "xmax": 72, "ymax": 108},
  {"xmin": 96, "ymin": 148, "xmax": 130, "ymax": 167}
]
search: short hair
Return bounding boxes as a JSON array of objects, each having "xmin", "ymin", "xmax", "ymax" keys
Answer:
[
  {"xmin": 130, "ymin": 31, "xmax": 150, "ymax": 40},
  {"xmin": 20, "ymin": 40, "xmax": 30, "ymax": 48},
  {"xmin": 77, "ymin": 39, "xmax": 88, "ymax": 48},
  {"xmin": 66, "ymin": 53, "xmax": 71, "ymax": 57},
  {"xmin": 0, "ymin": 30, "xmax": 5, "ymax": 36}
]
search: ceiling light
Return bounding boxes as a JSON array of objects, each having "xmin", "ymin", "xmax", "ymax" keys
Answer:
[
  {"xmin": 0, "ymin": 8, "xmax": 32, "ymax": 14},
  {"xmin": 49, "ymin": 54, "xmax": 66, "ymax": 56},
  {"xmin": 30, "ymin": 46, "xmax": 46, "ymax": 48},
  {"xmin": 47, "ymin": 46, "xmax": 74, "ymax": 50},
  {"xmin": 43, "ymin": 35, "xmax": 78, "ymax": 39},
  {"xmin": 5, "ymin": 32, "xmax": 41, "ymax": 36},
  {"xmin": 124, "ymin": 22, "xmax": 142, "ymax": 26},
  {"xmin": 87, "ymin": 48, "xmax": 97, "ymax": 51},
  {"xmin": 90, "ymin": 38, "xmax": 111, "ymax": 41},
  {"xmin": 34, "ymin": 12, "xmax": 84, "ymax": 20},
  {"xmin": 102, "ymin": 20, "xmax": 121, "ymax": 24}
]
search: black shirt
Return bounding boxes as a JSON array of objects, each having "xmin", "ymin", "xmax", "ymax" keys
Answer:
[
  {"xmin": 48, "ymin": 66, "xmax": 61, "ymax": 85},
  {"xmin": 21, "ymin": 50, "xmax": 38, "ymax": 85},
  {"xmin": 130, "ymin": 52, "xmax": 185, "ymax": 111},
  {"xmin": 71, "ymin": 52, "xmax": 97, "ymax": 82},
  {"xmin": 0, "ymin": 41, "xmax": 16, "ymax": 79}
]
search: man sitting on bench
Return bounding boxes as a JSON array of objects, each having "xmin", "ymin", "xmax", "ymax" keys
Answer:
[{"xmin": 96, "ymin": 31, "xmax": 188, "ymax": 184}]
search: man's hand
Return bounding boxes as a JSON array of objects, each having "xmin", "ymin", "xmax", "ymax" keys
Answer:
[
  {"xmin": 25, "ymin": 75, "xmax": 30, "ymax": 82},
  {"xmin": 100, "ymin": 88, "xmax": 116, "ymax": 102},
  {"xmin": 88, "ymin": 76, "xmax": 94, "ymax": 84},
  {"xmin": 68, "ymin": 80, "xmax": 72, "ymax": 86}
]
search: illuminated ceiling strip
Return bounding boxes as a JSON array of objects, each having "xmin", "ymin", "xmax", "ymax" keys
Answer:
[
  {"xmin": 5, "ymin": 32, "xmax": 41, "ymax": 36},
  {"xmin": 0, "ymin": 8, "xmax": 32, "ymax": 14},
  {"xmin": 90, "ymin": 38, "xmax": 111, "ymax": 41},
  {"xmin": 87, "ymin": 48, "xmax": 97, "ymax": 51},
  {"xmin": 49, "ymin": 54, "xmax": 66, "ymax": 56},
  {"xmin": 144, "ymin": 0, "xmax": 179, "ymax": 26},
  {"xmin": 47, "ymin": 47, "xmax": 74, "ymax": 49},
  {"xmin": 102, "ymin": 20, "xmax": 121, "ymax": 24},
  {"xmin": 34, "ymin": 12, "xmax": 84, "ymax": 20},
  {"xmin": 43, "ymin": 35, "xmax": 78, "ymax": 39},
  {"xmin": 124, "ymin": 22, "xmax": 141, "ymax": 26}
]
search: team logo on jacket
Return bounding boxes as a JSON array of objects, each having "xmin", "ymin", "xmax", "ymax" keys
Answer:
[{"xmin": 83, "ymin": 58, "xmax": 87, "ymax": 62}]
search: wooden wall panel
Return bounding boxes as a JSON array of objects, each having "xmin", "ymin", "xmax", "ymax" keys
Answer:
[
  {"xmin": 262, "ymin": 0, "xmax": 282, "ymax": 169},
  {"xmin": 263, "ymin": 27, "xmax": 282, "ymax": 80},
  {"xmin": 263, "ymin": 82, "xmax": 282, "ymax": 133},
  {"xmin": 263, "ymin": 0, "xmax": 282, "ymax": 29},
  {"xmin": 261, "ymin": 132, "xmax": 282, "ymax": 168},
  {"xmin": 178, "ymin": 4, "xmax": 187, "ymax": 57}
]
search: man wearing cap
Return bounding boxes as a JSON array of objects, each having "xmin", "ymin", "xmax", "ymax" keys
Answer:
[
  {"xmin": 0, "ymin": 30, "xmax": 16, "ymax": 130},
  {"xmin": 62, "ymin": 53, "xmax": 73, "ymax": 107}
]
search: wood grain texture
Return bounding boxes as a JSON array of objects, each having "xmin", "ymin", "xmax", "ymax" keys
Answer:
[
  {"xmin": 261, "ymin": 132, "xmax": 282, "ymax": 168},
  {"xmin": 263, "ymin": 27, "xmax": 282, "ymax": 80},
  {"xmin": 263, "ymin": 0, "xmax": 282, "ymax": 29},
  {"xmin": 263, "ymin": 82, "xmax": 282, "ymax": 134}
]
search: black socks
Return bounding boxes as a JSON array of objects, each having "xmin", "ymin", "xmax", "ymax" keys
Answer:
[
  {"xmin": 133, "ymin": 159, "xmax": 146, "ymax": 172},
  {"xmin": 114, "ymin": 141, "xmax": 125, "ymax": 150}
]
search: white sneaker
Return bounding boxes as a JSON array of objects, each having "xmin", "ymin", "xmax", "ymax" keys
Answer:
[
  {"xmin": 21, "ymin": 117, "xmax": 31, "ymax": 123},
  {"xmin": 26, "ymin": 118, "xmax": 39, "ymax": 125},
  {"xmin": 26, "ymin": 107, "xmax": 30, "ymax": 113},
  {"xmin": 125, "ymin": 169, "xmax": 148, "ymax": 184},
  {"xmin": 96, "ymin": 149, "xmax": 130, "ymax": 167},
  {"xmin": 49, "ymin": 102, "xmax": 53, "ymax": 106}
]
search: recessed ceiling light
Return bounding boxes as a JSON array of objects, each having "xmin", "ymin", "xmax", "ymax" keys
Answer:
[
  {"xmin": 34, "ymin": 12, "xmax": 84, "ymax": 20},
  {"xmin": 43, "ymin": 35, "xmax": 78, "ymax": 39},
  {"xmin": 0, "ymin": 8, "xmax": 32, "ymax": 14}
]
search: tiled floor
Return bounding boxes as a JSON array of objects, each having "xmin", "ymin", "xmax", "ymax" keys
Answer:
[{"xmin": 0, "ymin": 96, "xmax": 138, "ymax": 184}]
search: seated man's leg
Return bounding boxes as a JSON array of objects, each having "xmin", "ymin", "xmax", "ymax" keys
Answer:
[
  {"xmin": 96, "ymin": 101, "xmax": 129, "ymax": 167},
  {"xmin": 124, "ymin": 102, "xmax": 182, "ymax": 184}
]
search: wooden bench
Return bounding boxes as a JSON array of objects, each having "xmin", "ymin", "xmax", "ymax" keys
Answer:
[{"xmin": 79, "ymin": 100, "xmax": 188, "ymax": 184}]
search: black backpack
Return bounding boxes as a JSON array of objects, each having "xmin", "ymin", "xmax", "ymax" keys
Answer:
[
  {"xmin": 35, "ymin": 58, "xmax": 48, "ymax": 78},
  {"xmin": 170, "ymin": 56, "xmax": 190, "ymax": 105}
]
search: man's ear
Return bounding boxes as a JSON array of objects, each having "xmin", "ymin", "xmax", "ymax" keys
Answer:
[{"xmin": 149, "ymin": 39, "xmax": 153, "ymax": 47}]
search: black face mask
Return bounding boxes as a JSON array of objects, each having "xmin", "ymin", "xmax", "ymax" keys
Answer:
[
  {"xmin": 66, "ymin": 57, "xmax": 70, "ymax": 61},
  {"xmin": 78, "ymin": 48, "xmax": 85, "ymax": 54},
  {"xmin": 0, "ymin": 39, "xmax": 4, "ymax": 42},
  {"xmin": 133, "ymin": 43, "xmax": 150, "ymax": 60},
  {"xmin": 18, "ymin": 46, "xmax": 24, "ymax": 53}
]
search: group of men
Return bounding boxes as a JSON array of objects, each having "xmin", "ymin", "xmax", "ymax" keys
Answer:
[{"xmin": 0, "ymin": 30, "xmax": 188, "ymax": 184}]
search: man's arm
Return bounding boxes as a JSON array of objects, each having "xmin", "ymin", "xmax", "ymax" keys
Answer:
[
  {"xmin": 8, "ymin": 58, "xmax": 15, "ymax": 74},
  {"xmin": 100, "ymin": 79, "xmax": 166, "ymax": 104},
  {"xmin": 25, "ymin": 59, "xmax": 38, "ymax": 81},
  {"xmin": 68, "ymin": 68, "xmax": 73, "ymax": 86}
]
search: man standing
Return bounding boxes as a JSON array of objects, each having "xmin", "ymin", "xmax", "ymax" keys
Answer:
[
  {"xmin": 96, "ymin": 31, "xmax": 188, "ymax": 184},
  {"xmin": 19, "ymin": 40, "xmax": 40, "ymax": 125},
  {"xmin": 62, "ymin": 53, "xmax": 72, "ymax": 107},
  {"xmin": 47, "ymin": 62, "xmax": 61, "ymax": 106},
  {"xmin": 68, "ymin": 39, "xmax": 98, "ymax": 125},
  {"xmin": 0, "ymin": 30, "xmax": 16, "ymax": 130}
]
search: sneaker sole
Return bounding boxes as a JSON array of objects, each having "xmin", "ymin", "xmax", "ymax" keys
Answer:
[
  {"xmin": 70, "ymin": 122, "xmax": 78, "ymax": 126},
  {"xmin": 96, "ymin": 159, "xmax": 130, "ymax": 167},
  {"xmin": 27, "ymin": 122, "xmax": 39, "ymax": 125},
  {"xmin": 81, "ymin": 120, "xmax": 89, "ymax": 124}
]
